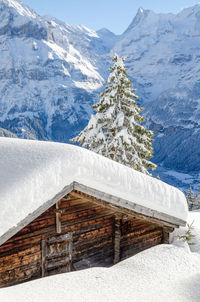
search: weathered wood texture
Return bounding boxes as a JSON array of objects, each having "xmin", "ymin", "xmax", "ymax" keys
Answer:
[
  {"xmin": 113, "ymin": 215, "xmax": 121, "ymax": 264},
  {"xmin": 120, "ymin": 218, "xmax": 163, "ymax": 261},
  {"xmin": 41, "ymin": 233, "xmax": 73, "ymax": 277},
  {"xmin": 0, "ymin": 190, "xmax": 166, "ymax": 288}
]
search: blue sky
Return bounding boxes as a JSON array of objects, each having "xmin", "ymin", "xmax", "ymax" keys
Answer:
[{"xmin": 23, "ymin": 0, "xmax": 200, "ymax": 34}]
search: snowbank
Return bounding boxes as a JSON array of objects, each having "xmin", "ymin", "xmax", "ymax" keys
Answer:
[
  {"xmin": 0, "ymin": 243, "xmax": 199, "ymax": 302},
  {"xmin": 174, "ymin": 210, "xmax": 200, "ymax": 253},
  {"xmin": 0, "ymin": 137, "xmax": 188, "ymax": 243}
]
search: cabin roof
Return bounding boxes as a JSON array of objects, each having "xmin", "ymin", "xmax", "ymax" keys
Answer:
[{"xmin": 0, "ymin": 138, "xmax": 188, "ymax": 246}]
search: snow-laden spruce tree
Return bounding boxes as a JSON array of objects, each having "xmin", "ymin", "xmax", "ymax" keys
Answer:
[
  {"xmin": 186, "ymin": 187, "xmax": 200, "ymax": 211},
  {"xmin": 71, "ymin": 54, "xmax": 157, "ymax": 175}
]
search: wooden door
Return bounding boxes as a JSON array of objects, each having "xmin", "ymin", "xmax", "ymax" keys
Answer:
[{"xmin": 41, "ymin": 233, "xmax": 73, "ymax": 277}]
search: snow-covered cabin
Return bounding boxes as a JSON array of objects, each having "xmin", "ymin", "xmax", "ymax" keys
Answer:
[{"xmin": 0, "ymin": 138, "xmax": 188, "ymax": 287}]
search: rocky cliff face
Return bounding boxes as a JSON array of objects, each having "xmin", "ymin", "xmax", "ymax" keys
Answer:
[
  {"xmin": 0, "ymin": 0, "xmax": 200, "ymax": 191},
  {"xmin": 0, "ymin": 127, "xmax": 17, "ymax": 137},
  {"xmin": 0, "ymin": 0, "xmax": 116, "ymax": 141}
]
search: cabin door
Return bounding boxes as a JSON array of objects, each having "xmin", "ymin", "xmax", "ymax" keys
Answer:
[{"xmin": 41, "ymin": 233, "xmax": 73, "ymax": 277}]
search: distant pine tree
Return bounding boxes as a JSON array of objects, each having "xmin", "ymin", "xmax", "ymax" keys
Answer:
[
  {"xmin": 186, "ymin": 187, "xmax": 200, "ymax": 211},
  {"xmin": 71, "ymin": 54, "xmax": 157, "ymax": 175},
  {"xmin": 197, "ymin": 185, "xmax": 200, "ymax": 205}
]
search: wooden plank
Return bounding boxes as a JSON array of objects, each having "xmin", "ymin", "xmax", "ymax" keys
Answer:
[
  {"xmin": 0, "ymin": 246, "xmax": 41, "ymax": 271},
  {"xmin": 41, "ymin": 239, "xmax": 47, "ymax": 277},
  {"xmin": 0, "ymin": 252, "xmax": 41, "ymax": 273},
  {"xmin": 0, "ymin": 261, "xmax": 41, "ymax": 288},
  {"xmin": 61, "ymin": 211, "xmax": 113, "ymax": 230},
  {"xmin": 114, "ymin": 215, "xmax": 121, "ymax": 264},
  {"xmin": 162, "ymin": 229, "xmax": 170, "ymax": 244},
  {"xmin": 0, "ymin": 213, "xmax": 113, "ymax": 256},
  {"xmin": 47, "ymin": 234, "xmax": 72, "ymax": 244},
  {"xmin": 56, "ymin": 202, "xmax": 62, "ymax": 234},
  {"xmin": 121, "ymin": 230, "xmax": 163, "ymax": 246},
  {"xmin": 68, "ymin": 233, "xmax": 73, "ymax": 272},
  {"xmin": 46, "ymin": 258, "xmax": 70, "ymax": 270},
  {"xmin": 60, "ymin": 202, "xmax": 103, "ymax": 214}
]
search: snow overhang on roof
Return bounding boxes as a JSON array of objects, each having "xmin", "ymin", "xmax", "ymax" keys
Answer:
[{"xmin": 0, "ymin": 138, "xmax": 188, "ymax": 246}]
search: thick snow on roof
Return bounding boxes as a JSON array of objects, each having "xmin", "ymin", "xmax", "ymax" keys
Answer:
[{"xmin": 0, "ymin": 138, "xmax": 188, "ymax": 242}]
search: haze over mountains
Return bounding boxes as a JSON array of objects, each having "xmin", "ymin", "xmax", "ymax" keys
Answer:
[{"xmin": 0, "ymin": 0, "xmax": 200, "ymax": 191}]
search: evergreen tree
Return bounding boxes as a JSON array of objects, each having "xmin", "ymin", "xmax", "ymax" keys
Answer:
[
  {"xmin": 196, "ymin": 185, "xmax": 200, "ymax": 207},
  {"xmin": 71, "ymin": 54, "xmax": 157, "ymax": 175},
  {"xmin": 186, "ymin": 187, "xmax": 198, "ymax": 211}
]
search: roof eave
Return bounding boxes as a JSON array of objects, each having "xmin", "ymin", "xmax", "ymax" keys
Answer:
[
  {"xmin": 73, "ymin": 182, "xmax": 186, "ymax": 228},
  {"xmin": 0, "ymin": 181, "xmax": 186, "ymax": 247}
]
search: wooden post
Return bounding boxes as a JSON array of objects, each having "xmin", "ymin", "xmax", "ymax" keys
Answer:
[
  {"xmin": 162, "ymin": 228, "xmax": 170, "ymax": 244},
  {"xmin": 114, "ymin": 215, "xmax": 121, "ymax": 264},
  {"xmin": 56, "ymin": 202, "xmax": 62, "ymax": 233},
  {"xmin": 68, "ymin": 232, "xmax": 73, "ymax": 272},
  {"xmin": 41, "ymin": 239, "xmax": 47, "ymax": 277}
]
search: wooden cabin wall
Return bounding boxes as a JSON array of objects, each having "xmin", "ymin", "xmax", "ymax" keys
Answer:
[
  {"xmin": 0, "ymin": 192, "xmax": 165, "ymax": 288},
  {"xmin": 0, "ymin": 195, "xmax": 115, "ymax": 287},
  {"xmin": 120, "ymin": 218, "xmax": 163, "ymax": 261}
]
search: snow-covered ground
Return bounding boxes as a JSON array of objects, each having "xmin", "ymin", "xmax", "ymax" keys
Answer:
[{"xmin": 0, "ymin": 211, "xmax": 199, "ymax": 302}]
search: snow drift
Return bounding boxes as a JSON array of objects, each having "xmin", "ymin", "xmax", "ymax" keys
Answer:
[{"xmin": 0, "ymin": 242, "xmax": 199, "ymax": 302}]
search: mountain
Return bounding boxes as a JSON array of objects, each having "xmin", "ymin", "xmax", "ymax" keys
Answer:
[
  {"xmin": 111, "ymin": 6, "xmax": 200, "ymax": 191},
  {"xmin": 0, "ymin": 0, "xmax": 116, "ymax": 141},
  {"xmin": 0, "ymin": 0, "xmax": 200, "ymax": 191},
  {"xmin": 0, "ymin": 127, "xmax": 17, "ymax": 137}
]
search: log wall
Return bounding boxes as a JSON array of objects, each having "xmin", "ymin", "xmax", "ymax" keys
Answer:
[{"xmin": 0, "ymin": 191, "xmax": 165, "ymax": 287}]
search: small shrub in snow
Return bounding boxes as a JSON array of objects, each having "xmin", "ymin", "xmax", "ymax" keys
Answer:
[{"xmin": 178, "ymin": 221, "xmax": 195, "ymax": 246}]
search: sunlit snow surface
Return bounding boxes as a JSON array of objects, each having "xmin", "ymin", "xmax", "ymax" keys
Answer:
[
  {"xmin": 0, "ymin": 212, "xmax": 199, "ymax": 302},
  {"xmin": 0, "ymin": 138, "xmax": 187, "ymax": 241}
]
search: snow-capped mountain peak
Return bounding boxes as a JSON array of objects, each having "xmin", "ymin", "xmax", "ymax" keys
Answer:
[
  {"xmin": 123, "ymin": 7, "xmax": 155, "ymax": 34},
  {"xmin": 178, "ymin": 3, "xmax": 200, "ymax": 17},
  {"xmin": 0, "ymin": 0, "xmax": 110, "ymax": 141},
  {"xmin": 0, "ymin": 0, "xmax": 38, "ymax": 20}
]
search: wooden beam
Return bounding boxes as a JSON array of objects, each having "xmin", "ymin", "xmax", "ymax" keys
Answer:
[
  {"xmin": 41, "ymin": 239, "xmax": 47, "ymax": 277},
  {"xmin": 162, "ymin": 228, "xmax": 170, "ymax": 244},
  {"xmin": 68, "ymin": 232, "xmax": 73, "ymax": 272},
  {"xmin": 114, "ymin": 215, "xmax": 121, "ymax": 265},
  {"xmin": 55, "ymin": 202, "xmax": 62, "ymax": 233}
]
